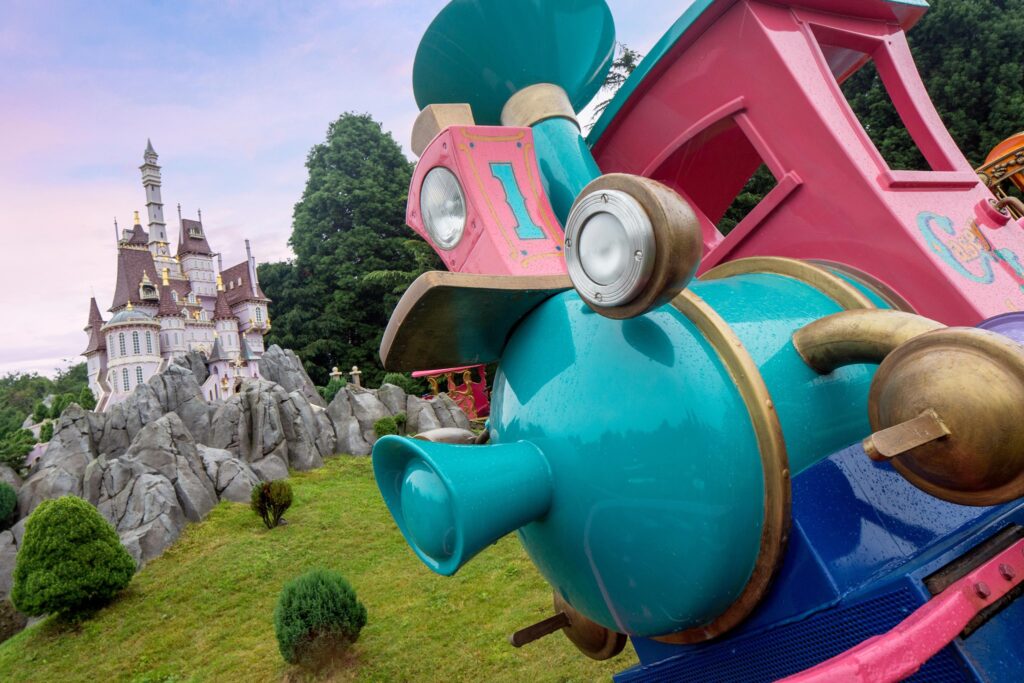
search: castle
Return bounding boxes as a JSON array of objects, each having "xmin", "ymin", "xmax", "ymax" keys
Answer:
[{"xmin": 82, "ymin": 141, "xmax": 271, "ymax": 411}]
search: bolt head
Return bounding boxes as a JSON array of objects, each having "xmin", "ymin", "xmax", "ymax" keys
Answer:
[
  {"xmin": 999, "ymin": 563, "xmax": 1017, "ymax": 581},
  {"xmin": 974, "ymin": 581, "xmax": 992, "ymax": 599}
]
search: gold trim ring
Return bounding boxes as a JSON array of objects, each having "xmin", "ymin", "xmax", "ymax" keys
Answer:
[
  {"xmin": 655, "ymin": 290, "xmax": 791, "ymax": 644},
  {"xmin": 701, "ymin": 256, "xmax": 875, "ymax": 311}
]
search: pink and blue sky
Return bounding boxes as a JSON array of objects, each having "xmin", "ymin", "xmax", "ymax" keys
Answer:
[{"xmin": 0, "ymin": 0, "xmax": 689, "ymax": 377}]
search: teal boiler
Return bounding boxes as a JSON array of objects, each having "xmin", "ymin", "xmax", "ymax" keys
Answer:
[{"xmin": 373, "ymin": 265, "xmax": 891, "ymax": 640}]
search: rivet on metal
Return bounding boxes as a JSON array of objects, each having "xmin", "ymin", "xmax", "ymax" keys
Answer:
[
  {"xmin": 564, "ymin": 238, "xmax": 572, "ymax": 249},
  {"xmin": 634, "ymin": 250, "xmax": 643, "ymax": 262},
  {"xmin": 601, "ymin": 193, "xmax": 609, "ymax": 203},
  {"xmin": 974, "ymin": 582, "xmax": 991, "ymax": 599},
  {"xmin": 999, "ymin": 563, "xmax": 1016, "ymax": 581}
]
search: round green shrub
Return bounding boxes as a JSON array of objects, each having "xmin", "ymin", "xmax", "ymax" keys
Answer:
[
  {"xmin": 274, "ymin": 568, "xmax": 367, "ymax": 667},
  {"xmin": 0, "ymin": 482, "xmax": 16, "ymax": 529},
  {"xmin": 373, "ymin": 416, "xmax": 398, "ymax": 438},
  {"xmin": 11, "ymin": 496, "xmax": 135, "ymax": 617},
  {"xmin": 250, "ymin": 481, "xmax": 293, "ymax": 529}
]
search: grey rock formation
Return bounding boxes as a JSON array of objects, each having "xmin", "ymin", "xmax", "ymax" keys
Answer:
[
  {"xmin": 0, "ymin": 531, "xmax": 16, "ymax": 597},
  {"xmin": 324, "ymin": 385, "xmax": 474, "ymax": 453},
  {"xmin": 0, "ymin": 466, "xmax": 21, "ymax": 491},
  {"xmin": 198, "ymin": 445, "xmax": 260, "ymax": 503},
  {"xmin": 326, "ymin": 389, "xmax": 371, "ymax": 456},
  {"xmin": 258, "ymin": 345, "xmax": 325, "ymax": 408},
  {"xmin": 209, "ymin": 379, "xmax": 326, "ymax": 475},
  {"xmin": 406, "ymin": 394, "xmax": 440, "ymax": 434},
  {"xmin": 378, "ymin": 384, "xmax": 407, "ymax": 415},
  {"xmin": 173, "ymin": 349, "xmax": 209, "ymax": 385},
  {"xmin": 18, "ymin": 405, "xmax": 97, "ymax": 517}
]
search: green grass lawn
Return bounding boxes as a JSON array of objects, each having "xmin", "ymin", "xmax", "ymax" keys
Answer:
[{"xmin": 0, "ymin": 457, "xmax": 637, "ymax": 682}]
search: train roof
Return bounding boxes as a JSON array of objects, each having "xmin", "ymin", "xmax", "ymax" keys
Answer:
[{"xmin": 587, "ymin": 0, "xmax": 929, "ymax": 144}]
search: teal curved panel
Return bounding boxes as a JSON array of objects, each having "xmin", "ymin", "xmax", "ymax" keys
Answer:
[{"xmin": 413, "ymin": 0, "xmax": 616, "ymax": 125}]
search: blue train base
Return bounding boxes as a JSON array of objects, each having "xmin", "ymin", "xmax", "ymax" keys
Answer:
[{"xmin": 619, "ymin": 443, "xmax": 1024, "ymax": 681}]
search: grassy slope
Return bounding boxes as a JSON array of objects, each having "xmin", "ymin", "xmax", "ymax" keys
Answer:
[{"xmin": 0, "ymin": 457, "xmax": 637, "ymax": 682}]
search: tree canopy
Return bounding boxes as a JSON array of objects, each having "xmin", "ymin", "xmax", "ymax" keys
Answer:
[{"xmin": 260, "ymin": 113, "xmax": 440, "ymax": 386}]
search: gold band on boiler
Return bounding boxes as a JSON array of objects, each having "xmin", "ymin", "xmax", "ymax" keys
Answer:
[
  {"xmin": 701, "ymin": 256, "xmax": 875, "ymax": 311},
  {"xmin": 655, "ymin": 290, "xmax": 791, "ymax": 644}
]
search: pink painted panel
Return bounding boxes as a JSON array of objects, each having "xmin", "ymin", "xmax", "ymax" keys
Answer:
[
  {"xmin": 590, "ymin": 0, "xmax": 1024, "ymax": 325},
  {"xmin": 407, "ymin": 125, "xmax": 567, "ymax": 276},
  {"xmin": 781, "ymin": 538, "xmax": 1024, "ymax": 683}
]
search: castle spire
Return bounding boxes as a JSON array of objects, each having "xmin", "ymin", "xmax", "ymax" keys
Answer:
[{"xmin": 140, "ymin": 139, "xmax": 168, "ymax": 248}]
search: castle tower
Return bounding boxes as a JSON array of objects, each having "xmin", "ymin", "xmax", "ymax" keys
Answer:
[
  {"xmin": 156, "ymin": 269, "xmax": 187, "ymax": 358},
  {"xmin": 140, "ymin": 140, "xmax": 168, "ymax": 247},
  {"xmin": 213, "ymin": 275, "xmax": 240, "ymax": 357},
  {"xmin": 178, "ymin": 213, "xmax": 217, "ymax": 300},
  {"xmin": 82, "ymin": 297, "xmax": 110, "ymax": 408},
  {"xmin": 101, "ymin": 303, "xmax": 162, "ymax": 407}
]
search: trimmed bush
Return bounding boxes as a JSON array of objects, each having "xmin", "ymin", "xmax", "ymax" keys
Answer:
[
  {"xmin": 318, "ymin": 377, "xmax": 347, "ymax": 404},
  {"xmin": 393, "ymin": 412, "xmax": 407, "ymax": 434},
  {"xmin": 0, "ymin": 482, "xmax": 16, "ymax": 529},
  {"xmin": 38, "ymin": 420, "xmax": 53, "ymax": 443},
  {"xmin": 11, "ymin": 496, "xmax": 135, "ymax": 617},
  {"xmin": 373, "ymin": 416, "xmax": 398, "ymax": 438},
  {"xmin": 381, "ymin": 372, "xmax": 419, "ymax": 396},
  {"xmin": 251, "ymin": 481, "xmax": 293, "ymax": 529},
  {"xmin": 274, "ymin": 568, "xmax": 367, "ymax": 667}
]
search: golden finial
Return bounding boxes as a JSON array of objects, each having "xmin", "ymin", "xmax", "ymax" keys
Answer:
[
  {"xmin": 133, "ymin": 210, "xmax": 141, "ymax": 225},
  {"xmin": 126, "ymin": 302, "xmax": 134, "ymax": 311},
  {"xmin": 216, "ymin": 274, "xmax": 224, "ymax": 292},
  {"xmin": 162, "ymin": 268, "xmax": 170, "ymax": 286}
]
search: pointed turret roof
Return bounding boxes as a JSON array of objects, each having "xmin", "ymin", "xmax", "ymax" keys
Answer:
[
  {"xmin": 213, "ymin": 289, "xmax": 236, "ymax": 320},
  {"xmin": 156, "ymin": 284, "xmax": 180, "ymax": 317},
  {"xmin": 82, "ymin": 297, "xmax": 106, "ymax": 355},
  {"xmin": 87, "ymin": 297, "xmax": 103, "ymax": 326},
  {"xmin": 177, "ymin": 218, "xmax": 214, "ymax": 256},
  {"xmin": 127, "ymin": 211, "xmax": 148, "ymax": 245},
  {"xmin": 145, "ymin": 138, "xmax": 156, "ymax": 155},
  {"xmin": 207, "ymin": 337, "xmax": 231, "ymax": 363},
  {"xmin": 240, "ymin": 337, "xmax": 259, "ymax": 361}
]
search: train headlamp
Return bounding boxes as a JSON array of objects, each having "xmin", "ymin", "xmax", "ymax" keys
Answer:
[
  {"xmin": 564, "ymin": 174, "xmax": 703, "ymax": 319},
  {"xmin": 566, "ymin": 189, "xmax": 656, "ymax": 309},
  {"xmin": 420, "ymin": 167, "xmax": 467, "ymax": 250}
]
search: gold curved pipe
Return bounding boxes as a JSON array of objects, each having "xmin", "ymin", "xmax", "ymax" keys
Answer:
[{"xmin": 793, "ymin": 310, "xmax": 945, "ymax": 374}]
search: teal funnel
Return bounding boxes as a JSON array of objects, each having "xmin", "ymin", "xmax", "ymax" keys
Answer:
[
  {"xmin": 412, "ymin": 0, "xmax": 616, "ymax": 124},
  {"xmin": 372, "ymin": 435, "xmax": 554, "ymax": 575}
]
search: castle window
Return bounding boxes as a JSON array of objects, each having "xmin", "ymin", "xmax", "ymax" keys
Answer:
[
  {"xmin": 146, "ymin": 331, "xmax": 153, "ymax": 354},
  {"xmin": 108, "ymin": 334, "xmax": 115, "ymax": 356},
  {"xmin": 122, "ymin": 367, "xmax": 130, "ymax": 392},
  {"xmin": 172, "ymin": 291, "xmax": 178, "ymax": 302},
  {"xmin": 136, "ymin": 367, "xmax": 144, "ymax": 386},
  {"xmin": 255, "ymin": 306, "xmax": 263, "ymax": 323},
  {"xmin": 132, "ymin": 331, "xmax": 141, "ymax": 355},
  {"xmin": 119, "ymin": 333, "xmax": 126, "ymax": 356},
  {"xmin": 175, "ymin": 332, "xmax": 181, "ymax": 345},
  {"xmin": 188, "ymin": 292, "xmax": 196, "ymax": 304}
]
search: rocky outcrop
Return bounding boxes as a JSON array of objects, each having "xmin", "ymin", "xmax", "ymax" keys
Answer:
[
  {"xmin": 258, "ymin": 345, "xmax": 325, "ymax": 408},
  {"xmin": 173, "ymin": 350, "xmax": 209, "ymax": 385},
  {"xmin": 207, "ymin": 379, "xmax": 333, "ymax": 479},
  {"xmin": 1, "ymin": 353, "xmax": 474, "ymax": 600},
  {"xmin": 324, "ymin": 384, "xmax": 472, "ymax": 455},
  {"xmin": 0, "ymin": 466, "xmax": 22, "ymax": 491}
]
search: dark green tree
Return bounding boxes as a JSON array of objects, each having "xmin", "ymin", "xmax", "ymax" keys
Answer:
[
  {"xmin": 590, "ymin": 43, "xmax": 644, "ymax": 126},
  {"xmin": 260, "ymin": 113, "xmax": 439, "ymax": 386},
  {"xmin": 843, "ymin": 0, "xmax": 1024, "ymax": 170}
]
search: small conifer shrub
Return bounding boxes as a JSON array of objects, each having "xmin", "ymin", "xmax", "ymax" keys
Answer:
[
  {"xmin": 373, "ymin": 416, "xmax": 398, "ymax": 438},
  {"xmin": 251, "ymin": 481, "xmax": 293, "ymax": 529},
  {"xmin": 274, "ymin": 568, "xmax": 367, "ymax": 667},
  {"xmin": 0, "ymin": 482, "xmax": 16, "ymax": 530},
  {"xmin": 393, "ymin": 412, "xmax": 407, "ymax": 434},
  {"xmin": 11, "ymin": 496, "xmax": 135, "ymax": 617}
]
